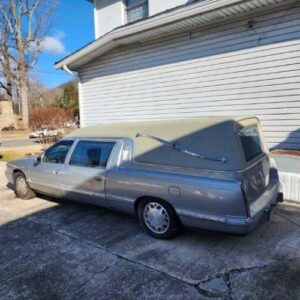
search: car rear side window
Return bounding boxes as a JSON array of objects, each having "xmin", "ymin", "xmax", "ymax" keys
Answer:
[
  {"xmin": 69, "ymin": 141, "xmax": 115, "ymax": 168},
  {"xmin": 238, "ymin": 126, "xmax": 263, "ymax": 161}
]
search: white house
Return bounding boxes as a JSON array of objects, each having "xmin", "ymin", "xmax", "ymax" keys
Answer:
[{"xmin": 55, "ymin": 0, "xmax": 300, "ymax": 150}]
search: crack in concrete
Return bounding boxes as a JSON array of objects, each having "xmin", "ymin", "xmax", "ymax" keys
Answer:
[
  {"xmin": 2, "ymin": 210, "xmax": 300, "ymax": 300},
  {"xmin": 200, "ymin": 256, "xmax": 300, "ymax": 284},
  {"xmin": 197, "ymin": 257, "xmax": 300, "ymax": 299},
  {"xmin": 275, "ymin": 212, "xmax": 300, "ymax": 228},
  {"xmin": 196, "ymin": 284, "xmax": 223, "ymax": 299},
  {"xmin": 6, "ymin": 214, "xmax": 300, "ymax": 299},
  {"xmin": 121, "ymin": 276, "xmax": 159, "ymax": 298},
  {"xmin": 196, "ymin": 273, "xmax": 232, "ymax": 299},
  {"xmin": 225, "ymin": 273, "xmax": 233, "ymax": 300},
  {"xmin": 70, "ymin": 261, "xmax": 120, "ymax": 295}
]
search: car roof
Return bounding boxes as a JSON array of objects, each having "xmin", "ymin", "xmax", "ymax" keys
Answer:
[{"xmin": 68, "ymin": 116, "xmax": 259, "ymax": 171}]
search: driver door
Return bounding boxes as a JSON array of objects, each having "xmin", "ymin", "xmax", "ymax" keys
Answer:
[
  {"xmin": 61, "ymin": 140, "xmax": 116, "ymax": 207},
  {"xmin": 28, "ymin": 140, "xmax": 74, "ymax": 197}
]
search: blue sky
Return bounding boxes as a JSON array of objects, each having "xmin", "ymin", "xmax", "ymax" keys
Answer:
[{"xmin": 31, "ymin": 0, "xmax": 94, "ymax": 88}]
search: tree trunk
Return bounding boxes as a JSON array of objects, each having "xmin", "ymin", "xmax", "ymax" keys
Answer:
[
  {"xmin": 5, "ymin": 72, "xmax": 13, "ymax": 98},
  {"xmin": 19, "ymin": 76, "xmax": 29, "ymax": 128}
]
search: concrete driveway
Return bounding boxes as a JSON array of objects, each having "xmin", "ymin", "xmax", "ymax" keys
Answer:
[{"xmin": 0, "ymin": 163, "xmax": 299, "ymax": 299}]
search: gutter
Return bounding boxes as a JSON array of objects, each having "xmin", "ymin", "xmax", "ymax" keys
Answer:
[
  {"xmin": 63, "ymin": 65, "xmax": 74, "ymax": 76},
  {"xmin": 54, "ymin": 0, "xmax": 285, "ymax": 70}
]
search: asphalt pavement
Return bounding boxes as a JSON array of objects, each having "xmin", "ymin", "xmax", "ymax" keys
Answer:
[{"xmin": 1, "ymin": 137, "xmax": 39, "ymax": 149}]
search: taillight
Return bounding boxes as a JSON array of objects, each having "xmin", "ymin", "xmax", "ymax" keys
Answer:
[{"xmin": 241, "ymin": 187, "xmax": 250, "ymax": 218}]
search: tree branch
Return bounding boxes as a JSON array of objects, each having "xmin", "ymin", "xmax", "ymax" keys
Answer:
[
  {"xmin": 27, "ymin": 0, "xmax": 41, "ymax": 41},
  {"xmin": 0, "ymin": 4, "xmax": 13, "ymax": 34},
  {"xmin": 0, "ymin": 82, "xmax": 12, "ymax": 97}
]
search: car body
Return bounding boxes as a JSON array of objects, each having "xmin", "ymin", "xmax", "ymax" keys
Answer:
[
  {"xmin": 29, "ymin": 129, "xmax": 45, "ymax": 138},
  {"xmin": 64, "ymin": 121, "xmax": 77, "ymax": 128},
  {"xmin": 6, "ymin": 117, "xmax": 283, "ymax": 239}
]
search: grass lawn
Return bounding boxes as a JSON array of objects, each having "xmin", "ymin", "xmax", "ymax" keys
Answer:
[
  {"xmin": 0, "ymin": 150, "xmax": 41, "ymax": 162},
  {"xmin": 2, "ymin": 130, "xmax": 30, "ymax": 139}
]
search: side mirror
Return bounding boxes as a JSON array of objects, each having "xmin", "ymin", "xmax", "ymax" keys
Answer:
[{"xmin": 34, "ymin": 155, "xmax": 42, "ymax": 167}]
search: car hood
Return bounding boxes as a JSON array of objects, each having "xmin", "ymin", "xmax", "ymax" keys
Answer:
[{"xmin": 8, "ymin": 155, "xmax": 37, "ymax": 169}]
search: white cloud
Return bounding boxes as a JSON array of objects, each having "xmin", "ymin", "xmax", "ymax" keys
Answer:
[
  {"xmin": 29, "ymin": 32, "xmax": 66, "ymax": 55},
  {"xmin": 39, "ymin": 36, "xmax": 66, "ymax": 55}
]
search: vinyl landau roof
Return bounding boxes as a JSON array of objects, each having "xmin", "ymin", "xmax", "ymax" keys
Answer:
[{"xmin": 68, "ymin": 116, "xmax": 261, "ymax": 171}]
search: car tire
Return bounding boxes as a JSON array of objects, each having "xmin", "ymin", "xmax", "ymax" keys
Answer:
[
  {"xmin": 14, "ymin": 171, "xmax": 36, "ymax": 200},
  {"xmin": 138, "ymin": 198, "xmax": 182, "ymax": 239}
]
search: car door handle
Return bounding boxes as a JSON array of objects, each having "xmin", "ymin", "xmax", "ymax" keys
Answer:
[
  {"xmin": 94, "ymin": 176, "xmax": 103, "ymax": 182},
  {"xmin": 52, "ymin": 171, "xmax": 65, "ymax": 176}
]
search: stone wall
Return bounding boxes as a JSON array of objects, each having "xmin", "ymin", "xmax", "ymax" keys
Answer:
[{"xmin": 0, "ymin": 101, "xmax": 16, "ymax": 128}]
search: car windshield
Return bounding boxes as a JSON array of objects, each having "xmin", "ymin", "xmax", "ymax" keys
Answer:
[{"xmin": 43, "ymin": 140, "xmax": 73, "ymax": 164}]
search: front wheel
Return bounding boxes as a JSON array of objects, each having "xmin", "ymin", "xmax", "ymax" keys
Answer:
[
  {"xmin": 138, "ymin": 198, "xmax": 182, "ymax": 239},
  {"xmin": 14, "ymin": 172, "xmax": 36, "ymax": 200}
]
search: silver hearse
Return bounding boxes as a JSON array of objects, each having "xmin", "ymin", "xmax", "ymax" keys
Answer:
[{"xmin": 6, "ymin": 117, "xmax": 283, "ymax": 239}]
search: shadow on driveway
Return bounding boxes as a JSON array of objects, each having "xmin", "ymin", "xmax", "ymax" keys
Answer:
[{"xmin": 0, "ymin": 192, "xmax": 299, "ymax": 299}]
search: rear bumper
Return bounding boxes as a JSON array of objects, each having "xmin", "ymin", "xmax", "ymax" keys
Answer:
[
  {"xmin": 237, "ymin": 191, "xmax": 283, "ymax": 233},
  {"xmin": 177, "ymin": 187, "xmax": 283, "ymax": 234}
]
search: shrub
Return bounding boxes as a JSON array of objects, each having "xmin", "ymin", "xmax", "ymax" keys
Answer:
[
  {"xmin": 2, "ymin": 125, "xmax": 16, "ymax": 131},
  {"xmin": 29, "ymin": 106, "xmax": 73, "ymax": 130}
]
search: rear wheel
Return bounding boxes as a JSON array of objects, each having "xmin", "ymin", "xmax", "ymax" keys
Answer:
[
  {"xmin": 14, "ymin": 172, "xmax": 36, "ymax": 200},
  {"xmin": 138, "ymin": 198, "xmax": 181, "ymax": 239}
]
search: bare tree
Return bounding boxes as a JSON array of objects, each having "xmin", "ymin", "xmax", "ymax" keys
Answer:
[
  {"xmin": 0, "ymin": 0, "xmax": 58, "ymax": 128},
  {"xmin": 27, "ymin": 78, "xmax": 54, "ymax": 108},
  {"xmin": 0, "ymin": 12, "xmax": 14, "ymax": 98}
]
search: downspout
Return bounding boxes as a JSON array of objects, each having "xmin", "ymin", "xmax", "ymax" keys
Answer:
[{"xmin": 63, "ymin": 65, "xmax": 74, "ymax": 76}]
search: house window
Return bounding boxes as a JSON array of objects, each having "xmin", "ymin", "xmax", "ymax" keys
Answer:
[{"xmin": 126, "ymin": 0, "xmax": 148, "ymax": 23}]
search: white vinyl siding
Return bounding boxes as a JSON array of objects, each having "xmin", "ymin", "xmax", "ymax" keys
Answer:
[
  {"xmin": 94, "ymin": 0, "xmax": 124, "ymax": 38},
  {"xmin": 149, "ymin": 0, "xmax": 187, "ymax": 16},
  {"xmin": 79, "ymin": 3, "xmax": 300, "ymax": 150}
]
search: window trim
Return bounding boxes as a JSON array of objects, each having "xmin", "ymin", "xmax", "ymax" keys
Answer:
[
  {"xmin": 65, "ymin": 138, "xmax": 118, "ymax": 170},
  {"xmin": 126, "ymin": 0, "xmax": 147, "ymax": 10},
  {"xmin": 125, "ymin": 0, "xmax": 148, "ymax": 23}
]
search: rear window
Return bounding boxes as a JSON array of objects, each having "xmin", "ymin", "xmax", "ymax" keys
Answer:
[{"xmin": 238, "ymin": 126, "xmax": 262, "ymax": 161}]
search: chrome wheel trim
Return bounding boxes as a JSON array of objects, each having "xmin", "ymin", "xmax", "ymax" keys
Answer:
[
  {"xmin": 16, "ymin": 176, "xmax": 28, "ymax": 196},
  {"xmin": 143, "ymin": 202, "xmax": 170, "ymax": 234}
]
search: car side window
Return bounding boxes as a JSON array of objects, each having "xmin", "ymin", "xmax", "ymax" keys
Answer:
[
  {"xmin": 43, "ymin": 140, "xmax": 74, "ymax": 164},
  {"xmin": 69, "ymin": 141, "xmax": 115, "ymax": 168}
]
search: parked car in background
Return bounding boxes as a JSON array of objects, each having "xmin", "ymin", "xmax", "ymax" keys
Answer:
[
  {"xmin": 29, "ymin": 126, "xmax": 64, "ymax": 139},
  {"xmin": 64, "ymin": 121, "xmax": 77, "ymax": 129},
  {"xmin": 29, "ymin": 129, "xmax": 44, "ymax": 138},
  {"xmin": 7, "ymin": 117, "xmax": 283, "ymax": 239}
]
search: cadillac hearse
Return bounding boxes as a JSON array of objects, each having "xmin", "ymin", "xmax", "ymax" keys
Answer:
[{"xmin": 5, "ymin": 117, "xmax": 283, "ymax": 239}]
